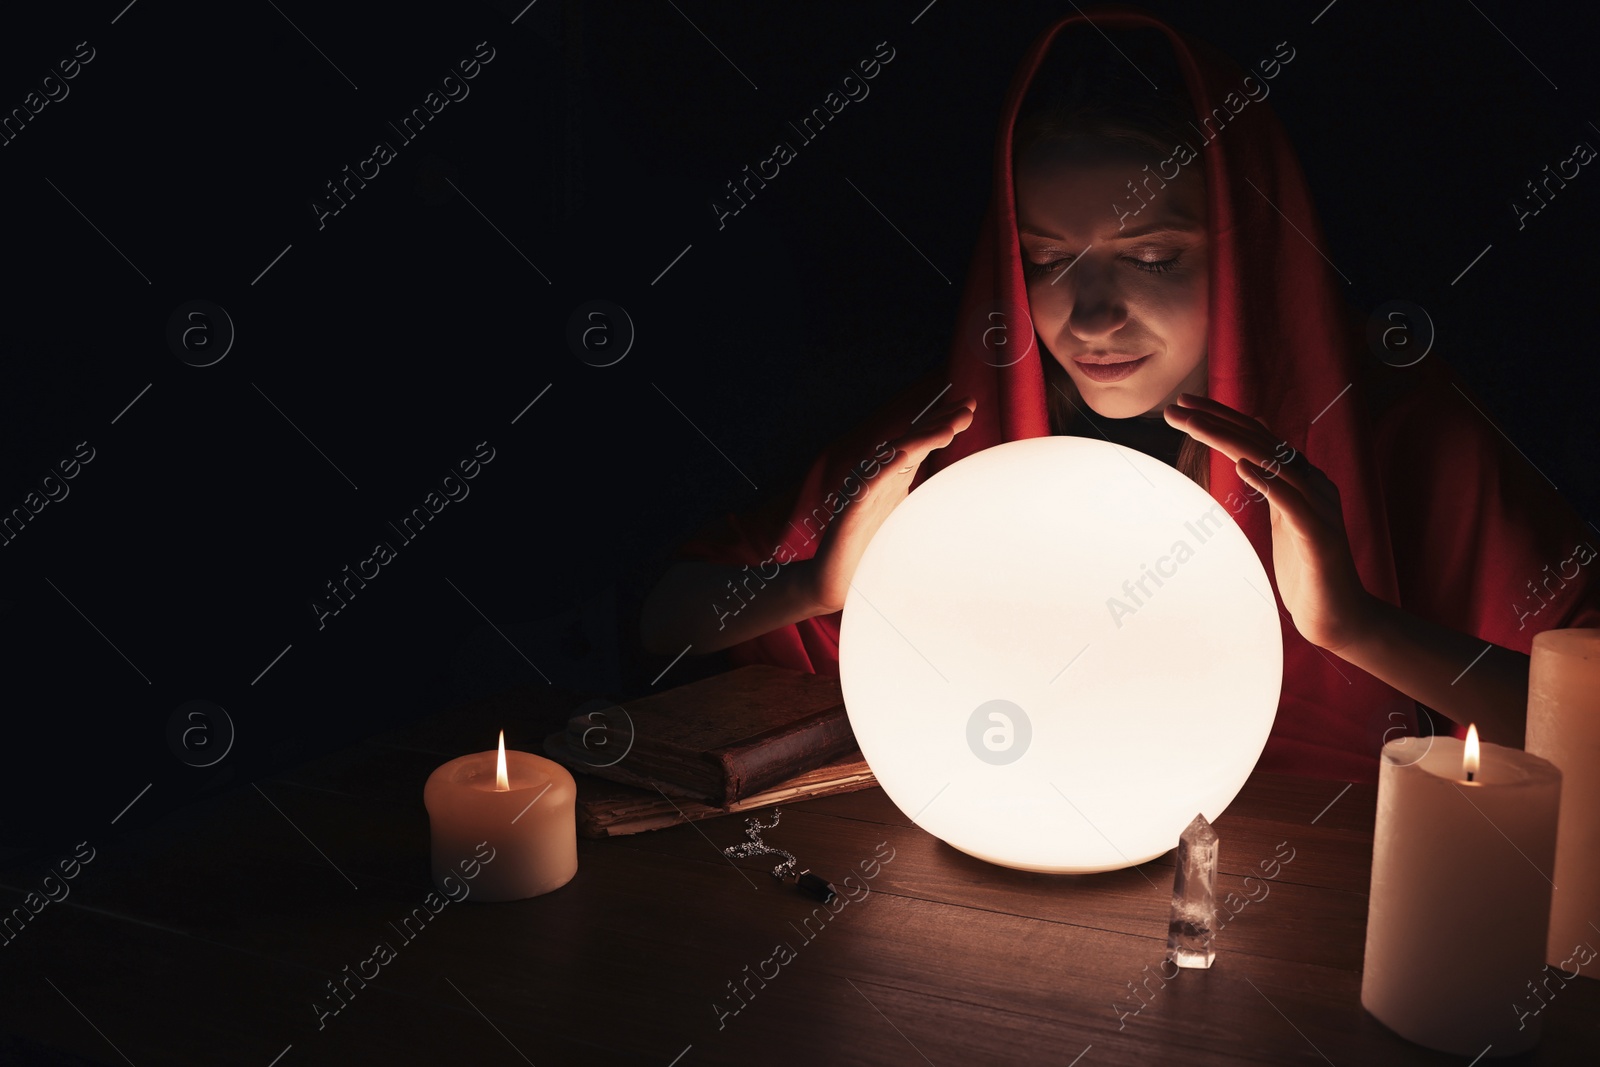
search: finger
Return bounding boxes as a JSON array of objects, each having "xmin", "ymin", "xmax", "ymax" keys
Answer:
[
  {"xmin": 934, "ymin": 398, "xmax": 972, "ymax": 422},
  {"xmin": 1237, "ymin": 459, "xmax": 1325, "ymax": 541},
  {"xmin": 1177, "ymin": 396, "xmax": 1286, "ymax": 451},
  {"xmin": 1168, "ymin": 392, "xmax": 1266, "ymax": 435},
  {"xmin": 882, "ymin": 439, "xmax": 940, "ymax": 479},
  {"xmin": 1165, "ymin": 407, "xmax": 1280, "ymax": 468},
  {"xmin": 910, "ymin": 394, "xmax": 977, "ymax": 426},
  {"xmin": 1184, "ymin": 391, "xmax": 1305, "ymax": 460},
  {"xmin": 896, "ymin": 405, "xmax": 974, "ymax": 455},
  {"xmin": 1171, "ymin": 390, "xmax": 1267, "ymax": 435},
  {"xmin": 1165, "ymin": 403, "xmax": 1273, "ymax": 451},
  {"xmin": 1190, "ymin": 416, "xmax": 1328, "ymax": 506}
]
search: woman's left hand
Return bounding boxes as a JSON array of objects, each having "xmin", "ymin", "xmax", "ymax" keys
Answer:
[{"xmin": 1163, "ymin": 392, "xmax": 1376, "ymax": 652}]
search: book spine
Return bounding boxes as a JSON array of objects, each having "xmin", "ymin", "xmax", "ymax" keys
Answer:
[{"xmin": 714, "ymin": 706, "xmax": 857, "ymax": 805}]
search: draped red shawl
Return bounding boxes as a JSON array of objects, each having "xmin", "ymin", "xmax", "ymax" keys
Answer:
[{"xmin": 674, "ymin": 6, "xmax": 1600, "ymax": 781}]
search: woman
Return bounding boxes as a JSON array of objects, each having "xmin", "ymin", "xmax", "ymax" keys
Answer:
[{"xmin": 640, "ymin": 7, "xmax": 1599, "ymax": 781}]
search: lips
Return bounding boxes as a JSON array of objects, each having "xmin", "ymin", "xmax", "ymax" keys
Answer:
[
  {"xmin": 1071, "ymin": 353, "xmax": 1148, "ymax": 365},
  {"xmin": 1071, "ymin": 354, "xmax": 1151, "ymax": 383}
]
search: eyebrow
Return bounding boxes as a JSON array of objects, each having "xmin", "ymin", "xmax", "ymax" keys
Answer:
[{"xmin": 1017, "ymin": 219, "xmax": 1204, "ymax": 242}]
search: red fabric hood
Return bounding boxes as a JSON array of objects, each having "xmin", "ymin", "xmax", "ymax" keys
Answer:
[{"xmin": 676, "ymin": 6, "xmax": 1600, "ymax": 781}]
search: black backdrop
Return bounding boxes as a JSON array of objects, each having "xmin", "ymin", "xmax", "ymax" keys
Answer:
[{"xmin": 1, "ymin": 0, "xmax": 1595, "ymax": 855}]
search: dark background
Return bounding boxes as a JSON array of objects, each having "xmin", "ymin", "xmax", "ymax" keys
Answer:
[{"xmin": 1, "ymin": 0, "xmax": 1595, "ymax": 857}]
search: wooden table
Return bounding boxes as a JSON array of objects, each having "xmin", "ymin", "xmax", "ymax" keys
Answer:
[{"xmin": 3, "ymin": 682, "xmax": 1595, "ymax": 1066}]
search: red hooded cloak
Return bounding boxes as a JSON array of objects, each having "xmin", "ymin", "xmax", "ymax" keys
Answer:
[{"xmin": 673, "ymin": 6, "xmax": 1600, "ymax": 782}]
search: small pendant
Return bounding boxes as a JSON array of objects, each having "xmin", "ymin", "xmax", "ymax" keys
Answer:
[
  {"xmin": 787, "ymin": 868, "xmax": 836, "ymax": 905},
  {"xmin": 722, "ymin": 809, "xmax": 835, "ymax": 903}
]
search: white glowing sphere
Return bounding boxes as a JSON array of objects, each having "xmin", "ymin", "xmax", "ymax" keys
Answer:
[{"xmin": 839, "ymin": 436, "xmax": 1282, "ymax": 873}]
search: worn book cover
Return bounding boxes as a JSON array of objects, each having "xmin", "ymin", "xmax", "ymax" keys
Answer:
[
  {"xmin": 561, "ymin": 752, "xmax": 878, "ymax": 838},
  {"xmin": 542, "ymin": 663, "xmax": 860, "ymax": 806}
]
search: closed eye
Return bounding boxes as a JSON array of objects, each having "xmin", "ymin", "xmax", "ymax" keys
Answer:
[{"xmin": 1022, "ymin": 250, "xmax": 1184, "ymax": 280}]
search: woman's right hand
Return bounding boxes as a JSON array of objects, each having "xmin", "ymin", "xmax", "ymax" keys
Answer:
[{"xmin": 805, "ymin": 395, "xmax": 977, "ymax": 615}]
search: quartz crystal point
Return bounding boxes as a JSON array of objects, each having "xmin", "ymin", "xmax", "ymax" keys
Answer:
[{"xmin": 1166, "ymin": 812, "xmax": 1218, "ymax": 968}]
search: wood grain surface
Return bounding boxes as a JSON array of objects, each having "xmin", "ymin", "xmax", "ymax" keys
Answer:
[{"xmin": 2, "ymin": 682, "xmax": 1594, "ymax": 1065}]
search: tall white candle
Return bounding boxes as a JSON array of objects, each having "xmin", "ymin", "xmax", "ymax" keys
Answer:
[
  {"xmin": 1525, "ymin": 627, "xmax": 1600, "ymax": 969},
  {"xmin": 424, "ymin": 731, "xmax": 578, "ymax": 902},
  {"xmin": 1361, "ymin": 733, "xmax": 1561, "ymax": 1056}
]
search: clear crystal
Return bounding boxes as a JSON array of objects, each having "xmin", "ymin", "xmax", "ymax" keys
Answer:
[{"xmin": 1166, "ymin": 812, "xmax": 1218, "ymax": 969}]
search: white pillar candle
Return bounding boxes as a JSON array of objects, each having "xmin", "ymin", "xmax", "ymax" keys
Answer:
[
  {"xmin": 424, "ymin": 731, "xmax": 578, "ymax": 902},
  {"xmin": 1525, "ymin": 627, "xmax": 1600, "ymax": 969},
  {"xmin": 1361, "ymin": 732, "xmax": 1561, "ymax": 1056}
]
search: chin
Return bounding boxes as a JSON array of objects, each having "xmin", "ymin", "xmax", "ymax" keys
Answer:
[{"xmin": 1071, "ymin": 380, "xmax": 1164, "ymax": 420}]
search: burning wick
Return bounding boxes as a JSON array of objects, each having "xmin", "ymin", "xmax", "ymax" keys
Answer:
[
  {"xmin": 495, "ymin": 729, "xmax": 510, "ymax": 791},
  {"xmin": 1463, "ymin": 723, "xmax": 1480, "ymax": 784}
]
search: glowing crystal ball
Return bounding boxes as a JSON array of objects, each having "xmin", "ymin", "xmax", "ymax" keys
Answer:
[{"xmin": 839, "ymin": 436, "xmax": 1283, "ymax": 873}]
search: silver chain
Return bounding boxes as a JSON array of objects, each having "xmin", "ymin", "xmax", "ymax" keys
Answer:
[{"xmin": 721, "ymin": 808, "xmax": 798, "ymax": 880}]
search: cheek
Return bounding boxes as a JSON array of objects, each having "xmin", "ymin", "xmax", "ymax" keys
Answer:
[
  {"xmin": 1137, "ymin": 274, "xmax": 1208, "ymax": 361},
  {"xmin": 1022, "ymin": 281, "xmax": 1066, "ymax": 337}
]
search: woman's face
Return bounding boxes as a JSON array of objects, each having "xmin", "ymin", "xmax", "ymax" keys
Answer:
[{"xmin": 1016, "ymin": 137, "xmax": 1208, "ymax": 419}]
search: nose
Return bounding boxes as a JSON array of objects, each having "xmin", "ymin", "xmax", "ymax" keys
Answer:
[{"xmin": 1062, "ymin": 257, "xmax": 1129, "ymax": 341}]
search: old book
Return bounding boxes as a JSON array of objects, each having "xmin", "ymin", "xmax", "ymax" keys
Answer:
[
  {"xmin": 542, "ymin": 664, "xmax": 859, "ymax": 806},
  {"xmin": 564, "ymin": 751, "xmax": 878, "ymax": 838}
]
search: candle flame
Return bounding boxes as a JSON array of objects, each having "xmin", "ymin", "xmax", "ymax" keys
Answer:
[
  {"xmin": 1463, "ymin": 724, "xmax": 1480, "ymax": 782},
  {"xmin": 495, "ymin": 729, "xmax": 509, "ymax": 791}
]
